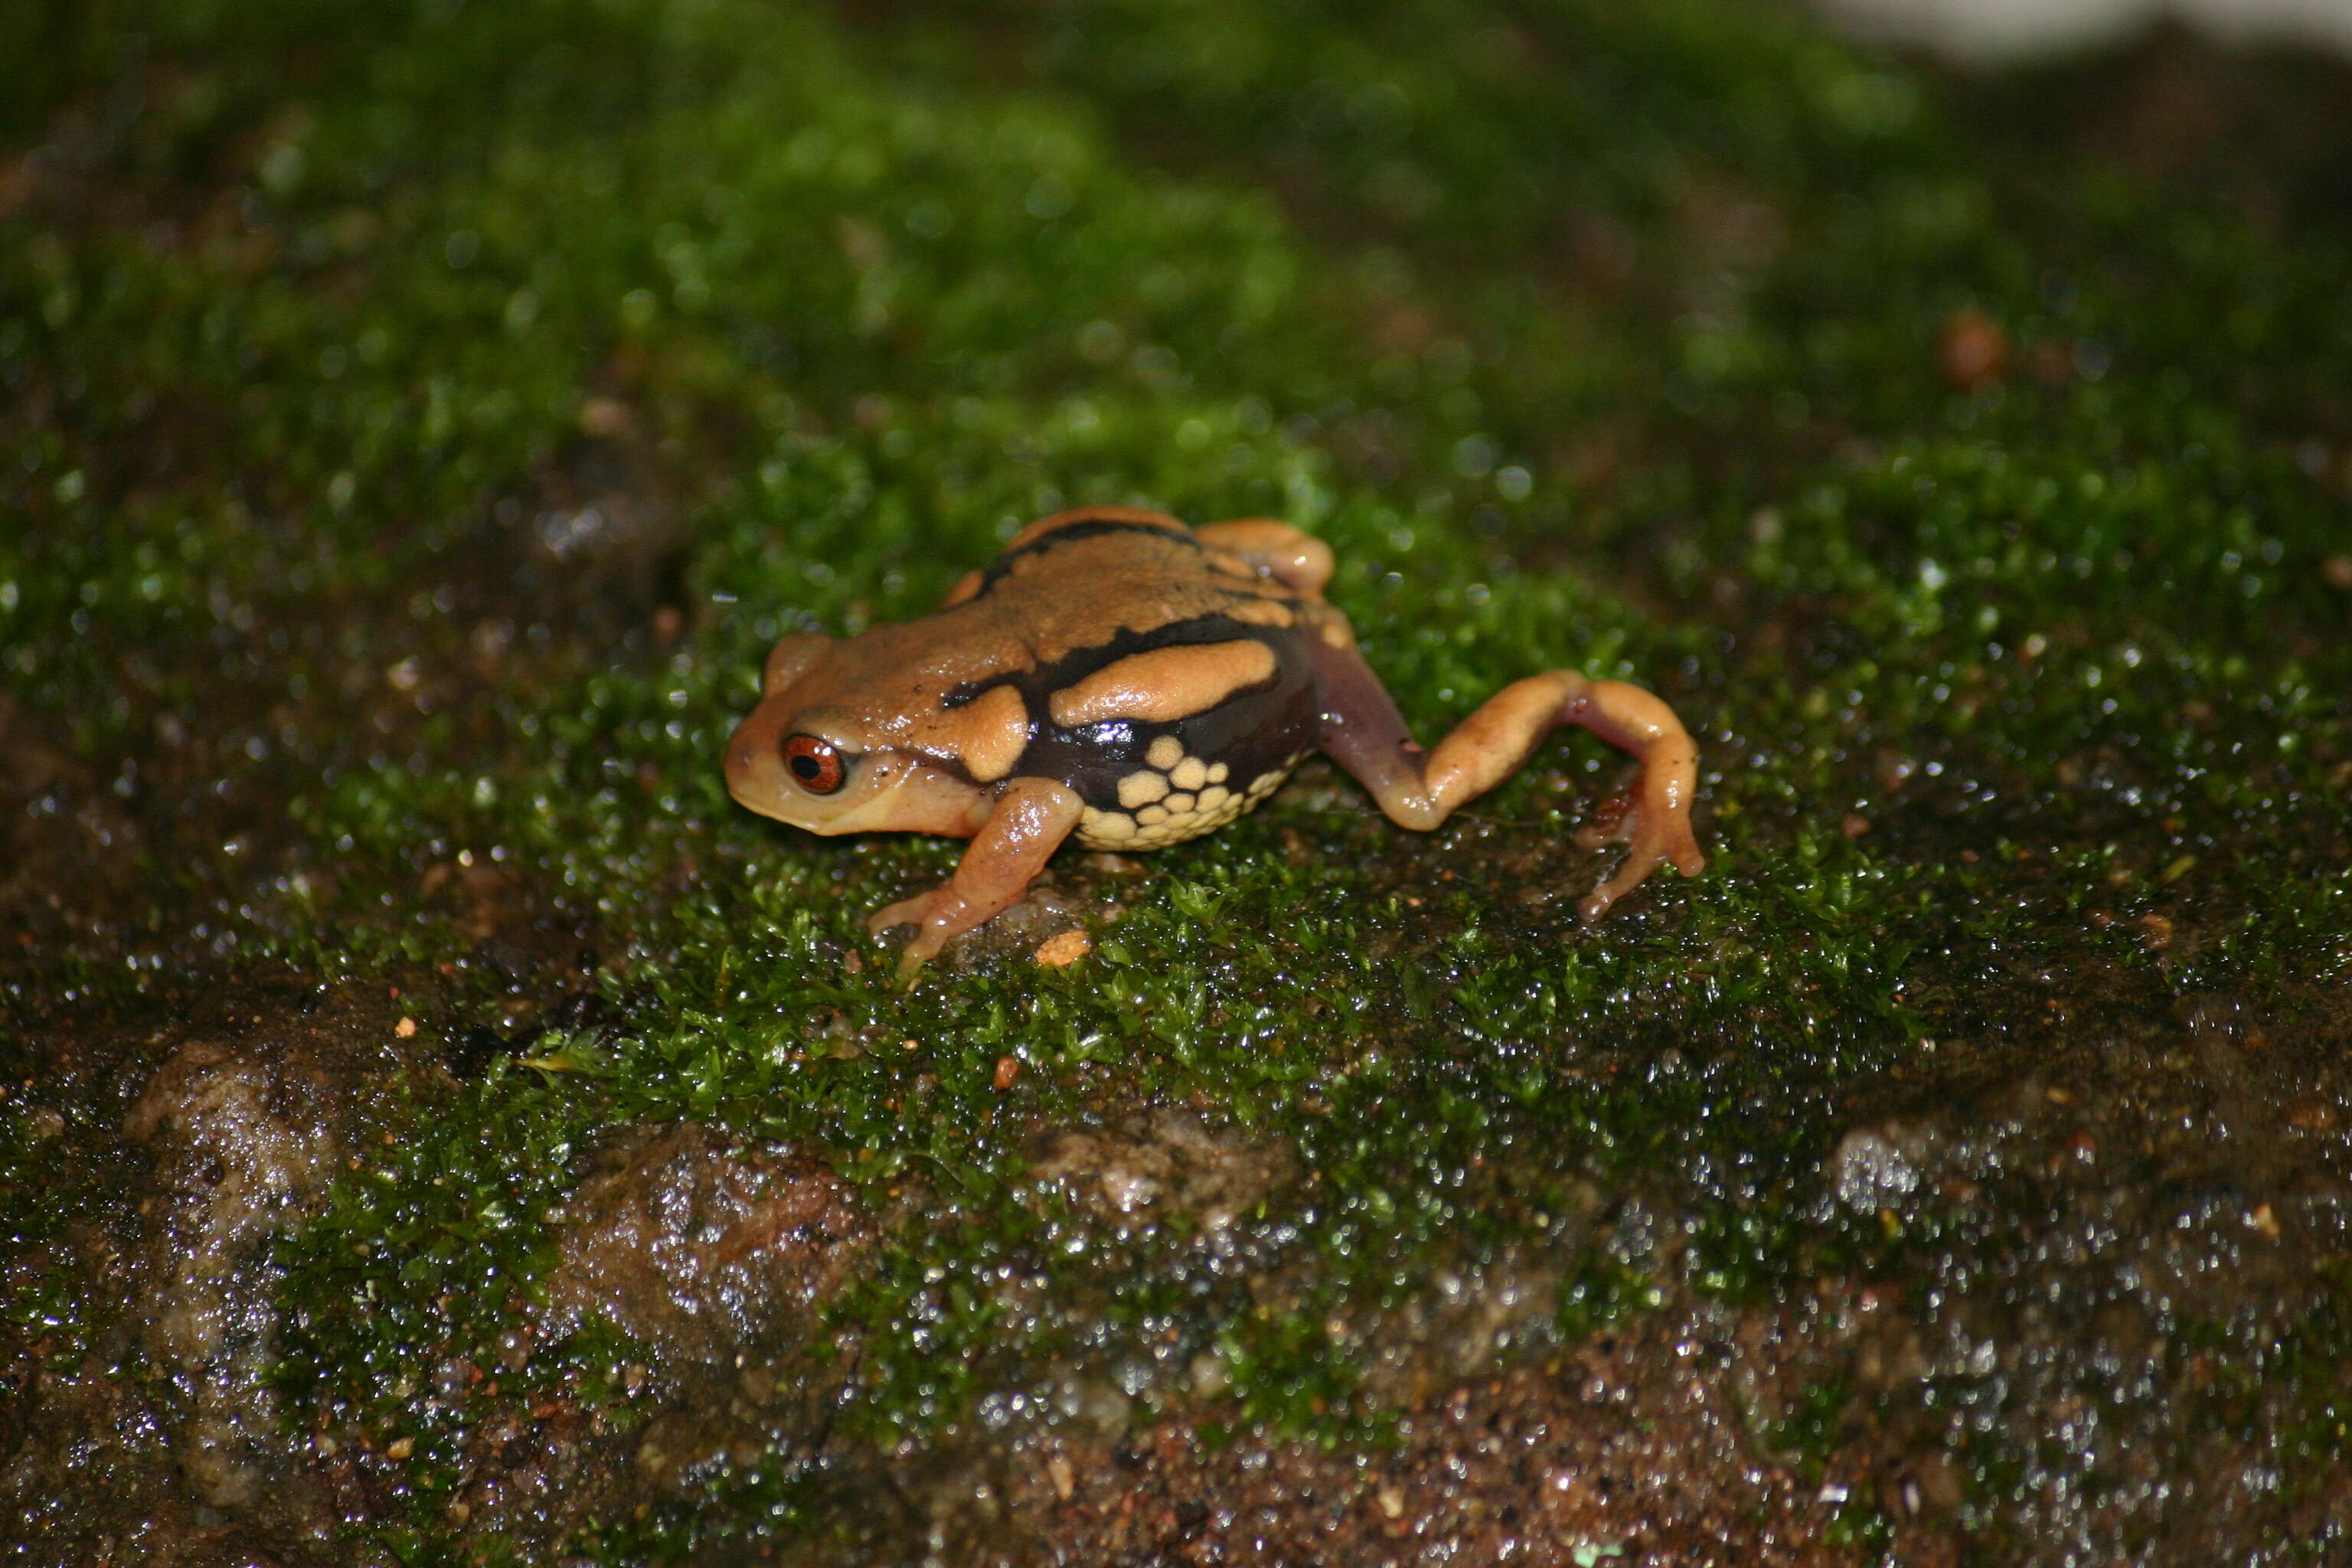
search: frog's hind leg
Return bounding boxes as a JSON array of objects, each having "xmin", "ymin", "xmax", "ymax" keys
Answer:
[
  {"xmin": 1310, "ymin": 641, "xmax": 1705, "ymax": 920},
  {"xmin": 867, "ymin": 778, "xmax": 1086, "ymax": 980},
  {"xmin": 1194, "ymin": 519, "xmax": 1334, "ymax": 596}
]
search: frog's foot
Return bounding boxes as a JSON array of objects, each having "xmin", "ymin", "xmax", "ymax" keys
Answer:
[
  {"xmin": 866, "ymin": 885, "xmax": 969, "ymax": 981},
  {"xmin": 1570, "ymin": 766, "xmax": 1707, "ymax": 923},
  {"xmin": 1551, "ymin": 679, "xmax": 1704, "ymax": 920},
  {"xmin": 864, "ymin": 778, "xmax": 1085, "ymax": 982},
  {"xmin": 1311, "ymin": 644, "xmax": 1705, "ymax": 919}
]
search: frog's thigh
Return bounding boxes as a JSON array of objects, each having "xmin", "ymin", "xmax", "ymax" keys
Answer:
[
  {"xmin": 1194, "ymin": 519, "xmax": 1334, "ymax": 596},
  {"xmin": 867, "ymin": 777, "xmax": 1085, "ymax": 977},
  {"xmin": 1308, "ymin": 639, "xmax": 1704, "ymax": 919}
]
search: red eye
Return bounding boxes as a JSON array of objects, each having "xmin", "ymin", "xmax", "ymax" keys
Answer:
[{"xmin": 781, "ymin": 734, "xmax": 845, "ymax": 794}]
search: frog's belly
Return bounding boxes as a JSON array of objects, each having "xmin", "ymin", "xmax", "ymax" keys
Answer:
[{"xmin": 1074, "ymin": 750, "xmax": 1303, "ymax": 850}]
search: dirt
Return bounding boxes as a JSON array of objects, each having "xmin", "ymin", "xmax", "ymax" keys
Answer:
[
  {"xmin": 542, "ymin": 1123, "xmax": 871, "ymax": 1371},
  {"xmin": 3, "ymin": 985, "xmax": 411, "ymax": 1563}
]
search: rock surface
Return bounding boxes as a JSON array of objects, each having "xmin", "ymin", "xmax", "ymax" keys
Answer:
[{"xmin": 5, "ymin": 2, "xmax": 2350, "ymax": 1563}]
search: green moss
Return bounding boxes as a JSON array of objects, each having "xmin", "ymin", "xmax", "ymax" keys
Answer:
[
  {"xmin": 8, "ymin": 0, "xmax": 2352, "ymax": 1558},
  {"xmin": 0, "ymin": 1105, "xmax": 101, "ymax": 1367}
]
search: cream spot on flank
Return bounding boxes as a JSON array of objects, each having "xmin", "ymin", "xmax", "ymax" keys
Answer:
[
  {"xmin": 1169, "ymin": 756, "xmax": 1208, "ymax": 792},
  {"xmin": 1207, "ymin": 761, "xmax": 1229, "ymax": 784},
  {"xmin": 1083, "ymin": 752, "xmax": 1295, "ymax": 851},
  {"xmin": 1078, "ymin": 807, "xmax": 1138, "ymax": 848},
  {"xmin": 1117, "ymin": 771, "xmax": 1170, "ymax": 808},
  {"xmin": 1081, "ymin": 770, "xmax": 1269, "ymax": 850},
  {"xmin": 1147, "ymin": 735, "xmax": 1185, "ymax": 770}
]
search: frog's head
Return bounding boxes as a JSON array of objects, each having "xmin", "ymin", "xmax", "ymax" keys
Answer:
[{"xmin": 724, "ymin": 631, "xmax": 1000, "ymax": 838}]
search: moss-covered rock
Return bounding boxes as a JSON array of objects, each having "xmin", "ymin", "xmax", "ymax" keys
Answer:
[{"xmin": 5, "ymin": 1, "xmax": 2349, "ymax": 1562}]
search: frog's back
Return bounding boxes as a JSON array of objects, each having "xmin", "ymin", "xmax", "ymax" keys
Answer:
[{"xmin": 937, "ymin": 508, "xmax": 1305, "ymax": 659}]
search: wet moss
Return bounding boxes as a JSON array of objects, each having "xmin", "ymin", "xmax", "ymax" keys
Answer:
[{"xmin": 5, "ymin": 0, "xmax": 2352, "ymax": 1560}]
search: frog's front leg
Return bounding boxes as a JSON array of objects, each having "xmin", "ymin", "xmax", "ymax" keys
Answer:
[
  {"xmin": 867, "ymin": 776, "xmax": 1086, "ymax": 978},
  {"xmin": 1310, "ymin": 637, "xmax": 1705, "ymax": 920}
]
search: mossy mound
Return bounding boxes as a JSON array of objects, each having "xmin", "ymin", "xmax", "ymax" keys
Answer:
[{"xmin": 5, "ymin": 2, "xmax": 2350, "ymax": 1562}]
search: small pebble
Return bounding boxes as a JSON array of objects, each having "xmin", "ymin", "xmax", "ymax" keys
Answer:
[
  {"xmin": 394, "ymin": 1016, "xmax": 417, "ymax": 1038},
  {"xmin": 578, "ymin": 397, "xmax": 634, "ymax": 437},
  {"xmin": 1035, "ymin": 929, "xmax": 1091, "ymax": 968},
  {"xmin": 2285, "ymin": 1099, "xmax": 2337, "ymax": 1132},
  {"xmin": 1938, "ymin": 308, "xmax": 2009, "ymax": 391},
  {"xmin": 993, "ymin": 1055, "xmax": 1021, "ymax": 1091}
]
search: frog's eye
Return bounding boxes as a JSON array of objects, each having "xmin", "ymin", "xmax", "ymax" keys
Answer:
[{"xmin": 781, "ymin": 734, "xmax": 847, "ymax": 795}]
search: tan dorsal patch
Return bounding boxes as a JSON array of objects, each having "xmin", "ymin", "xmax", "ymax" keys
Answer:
[
  {"xmin": 1222, "ymin": 596, "xmax": 1295, "ymax": 628},
  {"xmin": 1048, "ymin": 639, "xmax": 1277, "ymax": 729},
  {"xmin": 907, "ymin": 682, "xmax": 1030, "ymax": 782},
  {"xmin": 1001, "ymin": 505, "xmax": 1188, "ymax": 554}
]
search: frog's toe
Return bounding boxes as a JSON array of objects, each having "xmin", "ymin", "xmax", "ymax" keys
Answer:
[
  {"xmin": 1577, "ymin": 846, "xmax": 1663, "ymax": 922},
  {"xmin": 867, "ymin": 890, "xmax": 939, "ymax": 937},
  {"xmin": 893, "ymin": 934, "xmax": 942, "ymax": 985},
  {"xmin": 1575, "ymin": 812, "xmax": 1706, "ymax": 921},
  {"xmin": 867, "ymin": 887, "xmax": 965, "ymax": 982}
]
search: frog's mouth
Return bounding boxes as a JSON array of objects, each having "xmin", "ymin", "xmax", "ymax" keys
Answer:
[{"xmin": 724, "ymin": 737, "xmax": 986, "ymax": 839}]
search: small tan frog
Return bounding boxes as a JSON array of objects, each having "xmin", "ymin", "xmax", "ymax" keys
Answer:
[{"xmin": 726, "ymin": 508, "xmax": 1704, "ymax": 976}]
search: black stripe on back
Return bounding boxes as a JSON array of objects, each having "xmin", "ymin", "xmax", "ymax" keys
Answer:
[
  {"xmin": 975, "ymin": 517, "xmax": 1200, "ymax": 595},
  {"xmin": 939, "ymin": 611, "xmax": 1279, "ymax": 716}
]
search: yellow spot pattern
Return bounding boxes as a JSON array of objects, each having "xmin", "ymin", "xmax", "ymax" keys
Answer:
[{"xmin": 1076, "ymin": 751, "xmax": 1298, "ymax": 851}]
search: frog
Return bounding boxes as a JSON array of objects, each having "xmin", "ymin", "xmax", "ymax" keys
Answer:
[{"xmin": 725, "ymin": 506, "xmax": 1705, "ymax": 977}]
